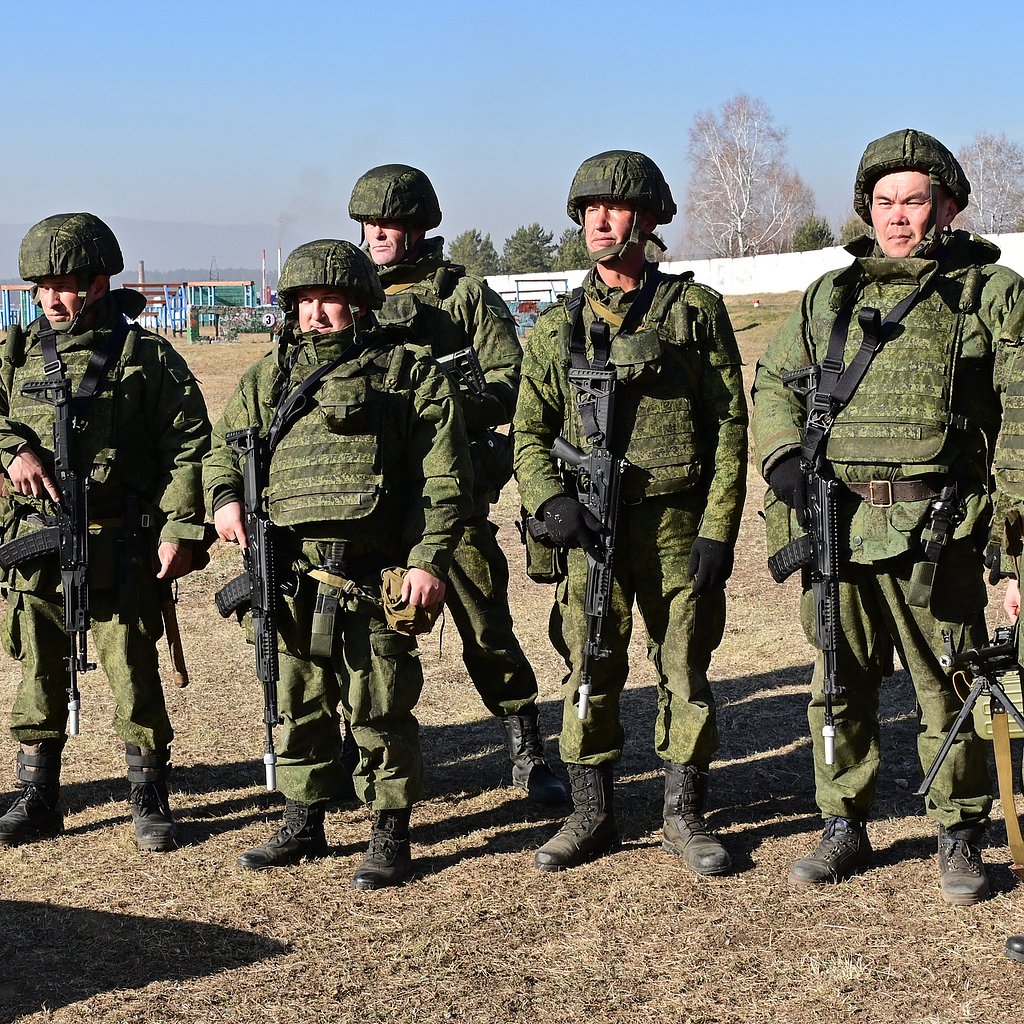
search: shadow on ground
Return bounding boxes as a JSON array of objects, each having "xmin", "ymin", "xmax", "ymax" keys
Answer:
[{"xmin": 0, "ymin": 900, "xmax": 286, "ymax": 1023}]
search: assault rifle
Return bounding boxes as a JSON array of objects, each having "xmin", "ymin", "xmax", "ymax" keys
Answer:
[
  {"xmin": 552, "ymin": 321, "xmax": 623, "ymax": 720},
  {"xmin": 436, "ymin": 346, "xmax": 487, "ymax": 396},
  {"xmin": 767, "ymin": 364, "xmax": 843, "ymax": 765},
  {"xmin": 217, "ymin": 426, "xmax": 282, "ymax": 791},
  {"xmin": 6, "ymin": 376, "xmax": 95, "ymax": 735}
]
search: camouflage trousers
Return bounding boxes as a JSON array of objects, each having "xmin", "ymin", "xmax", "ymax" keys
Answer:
[
  {"xmin": 550, "ymin": 494, "xmax": 725, "ymax": 767},
  {"xmin": 270, "ymin": 577, "xmax": 424, "ymax": 810},
  {"xmin": 443, "ymin": 516, "xmax": 538, "ymax": 717},
  {"xmin": 799, "ymin": 539, "xmax": 992, "ymax": 829},
  {"xmin": 1, "ymin": 581, "xmax": 171, "ymax": 749}
]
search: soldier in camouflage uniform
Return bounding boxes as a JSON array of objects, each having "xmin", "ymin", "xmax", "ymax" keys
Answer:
[
  {"xmin": 205, "ymin": 239, "xmax": 472, "ymax": 889},
  {"xmin": 347, "ymin": 164, "xmax": 567, "ymax": 804},
  {"xmin": 0, "ymin": 213, "xmax": 211, "ymax": 852},
  {"xmin": 752, "ymin": 129, "xmax": 1024, "ymax": 905},
  {"xmin": 513, "ymin": 151, "xmax": 748, "ymax": 872}
]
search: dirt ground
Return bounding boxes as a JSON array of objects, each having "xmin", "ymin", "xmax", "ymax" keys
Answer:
[{"xmin": 2, "ymin": 293, "xmax": 1024, "ymax": 1023}]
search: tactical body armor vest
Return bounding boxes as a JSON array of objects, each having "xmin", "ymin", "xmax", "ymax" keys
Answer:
[
  {"xmin": 266, "ymin": 343, "xmax": 407, "ymax": 529},
  {"xmin": 563, "ymin": 272, "xmax": 707, "ymax": 501}
]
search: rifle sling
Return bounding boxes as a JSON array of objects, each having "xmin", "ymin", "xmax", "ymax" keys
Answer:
[
  {"xmin": 266, "ymin": 337, "xmax": 371, "ymax": 454},
  {"xmin": 38, "ymin": 316, "xmax": 130, "ymax": 404},
  {"xmin": 567, "ymin": 269, "xmax": 661, "ymax": 444},
  {"xmin": 992, "ymin": 706, "xmax": 1024, "ymax": 880}
]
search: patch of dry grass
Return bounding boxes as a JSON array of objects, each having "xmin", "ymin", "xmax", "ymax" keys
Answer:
[{"xmin": 2, "ymin": 298, "xmax": 1024, "ymax": 1023}]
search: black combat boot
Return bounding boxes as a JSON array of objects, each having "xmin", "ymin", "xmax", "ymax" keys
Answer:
[
  {"xmin": 500, "ymin": 708, "xmax": 569, "ymax": 804},
  {"xmin": 126, "ymin": 745, "xmax": 178, "ymax": 853},
  {"xmin": 938, "ymin": 823, "xmax": 991, "ymax": 906},
  {"xmin": 662, "ymin": 763, "xmax": 732, "ymax": 875},
  {"xmin": 0, "ymin": 741, "xmax": 64, "ymax": 845},
  {"xmin": 238, "ymin": 800, "xmax": 328, "ymax": 870},
  {"xmin": 788, "ymin": 816, "xmax": 873, "ymax": 887},
  {"xmin": 534, "ymin": 763, "xmax": 619, "ymax": 871},
  {"xmin": 350, "ymin": 808, "xmax": 413, "ymax": 890}
]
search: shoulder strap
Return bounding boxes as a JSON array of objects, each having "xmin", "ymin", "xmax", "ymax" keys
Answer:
[
  {"xmin": 266, "ymin": 338, "xmax": 370, "ymax": 453},
  {"xmin": 803, "ymin": 278, "xmax": 934, "ymax": 468},
  {"xmin": 38, "ymin": 315, "xmax": 130, "ymax": 410}
]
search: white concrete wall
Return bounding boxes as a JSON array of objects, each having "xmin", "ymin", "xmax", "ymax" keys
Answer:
[{"xmin": 488, "ymin": 231, "xmax": 1024, "ymax": 303}]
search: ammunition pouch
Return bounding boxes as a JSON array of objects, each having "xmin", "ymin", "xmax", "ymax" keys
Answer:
[{"xmin": 516, "ymin": 507, "xmax": 565, "ymax": 584}]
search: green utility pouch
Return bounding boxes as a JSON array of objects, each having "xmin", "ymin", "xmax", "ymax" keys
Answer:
[{"xmin": 380, "ymin": 566, "xmax": 442, "ymax": 636}]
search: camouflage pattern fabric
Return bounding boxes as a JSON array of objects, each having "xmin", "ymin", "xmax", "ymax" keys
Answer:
[
  {"xmin": 371, "ymin": 236, "xmax": 539, "ymax": 717},
  {"xmin": 751, "ymin": 229, "xmax": 1024, "ymax": 828},
  {"xmin": 203, "ymin": 318, "xmax": 471, "ymax": 808},
  {"xmin": 0, "ymin": 292, "xmax": 211, "ymax": 744},
  {"xmin": 18, "ymin": 212, "xmax": 124, "ymax": 280},
  {"xmin": 513, "ymin": 264, "xmax": 747, "ymax": 766},
  {"xmin": 348, "ymin": 165, "xmax": 442, "ymax": 230}
]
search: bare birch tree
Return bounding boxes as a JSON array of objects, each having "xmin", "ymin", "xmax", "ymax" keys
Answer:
[
  {"xmin": 685, "ymin": 94, "xmax": 814, "ymax": 257},
  {"xmin": 956, "ymin": 132, "xmax": 1024, "ymax": 234}
]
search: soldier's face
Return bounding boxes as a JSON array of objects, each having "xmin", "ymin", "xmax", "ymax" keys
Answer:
[
  {"xmin": 296, "ymin": 286, "xmax": 354, "ymax": 333},
  {"xmin": 583, "ymin": 200, "xmax": 636, "ymax": 255},
  {"xmin": 363, "ymin": 220, "xmax": 424, "ymax": 267},
  {"xmin": 35, "ymin": 274, "xmax": 108, "ymax": 324},
  {"xmin": 870, "ymin": 170, "xmax": 958, "ymax": 258}
]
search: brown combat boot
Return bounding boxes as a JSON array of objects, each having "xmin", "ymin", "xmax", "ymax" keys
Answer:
[
  {"xmin": 0, "ymin": 741, "xmax": 64, "ymax": 846},
  {"xmin": 500, "ymin": 708, "xmax": 569, "ymax": 805},
  {"xmin": 534, "ymin": 763, "xmax": 619, "ymax": 871},
  {"xmin": 126, "ymin": 745, "xmax": 178, "ymax": 853},
  {"xmin": 351, "ymin": 809, "xmax": 413, "ymax": 890},
  {"xmin": 662, "ymin": 763, "xmax": 732, "ymax": 875}
]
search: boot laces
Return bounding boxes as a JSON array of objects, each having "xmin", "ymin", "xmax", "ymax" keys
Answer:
[
  {"xmin": 942, "ymin": 835, "xmax": 983, "ymax": 876},
  {"xmin": 130, "ymin": 781, "xmax": 169, "ymax": 819}
]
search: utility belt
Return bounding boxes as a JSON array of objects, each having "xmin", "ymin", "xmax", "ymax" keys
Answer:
[{"xmin": 841, "ymin": 479, "xmax": 940, "ymax": 507}]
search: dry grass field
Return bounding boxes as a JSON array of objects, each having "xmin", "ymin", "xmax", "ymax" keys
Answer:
[{"xmin": 2, "ymin": 293, "xmax": 1024, "ymax": 1023}]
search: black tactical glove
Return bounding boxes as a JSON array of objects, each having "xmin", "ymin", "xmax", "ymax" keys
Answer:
[
  {"xmin": 688, "ymin": 538, "xmax": 735, "ymax": 595},
  {"xmin": 540, "ymin": 495, "xmax": 604, "ymax": 561},
  {"xmin": 768, "ymin": 454, "xmax": 807, "ymax": 517}
]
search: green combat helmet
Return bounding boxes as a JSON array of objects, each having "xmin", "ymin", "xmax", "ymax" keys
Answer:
[
  {"xmin": 567, "ymin": 150, "xmax": 676, "ymax": 262},
  {"xmin": 854, "ymin": 128, "xmax": 971, "ymax": 225},
  {"xmin": 348, "ymin": 165, "xmax": 442, "ymax": 231},
  {"xmin": 19, "ymin": 212, "xmax": 124, "ymax": 282},
  {"xmin": 277, "ymin": 239, "xmax": 385, "ymax": 316}
]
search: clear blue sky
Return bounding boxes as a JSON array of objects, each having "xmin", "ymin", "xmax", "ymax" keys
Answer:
[{"xmin": 3, "ymin": 0, "xmax": 1022, "ymax": 271}]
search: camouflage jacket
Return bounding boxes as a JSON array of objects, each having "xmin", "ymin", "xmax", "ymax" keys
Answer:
[
  {"xmin": 374, "ymin": 237, "xmax": 521, "ymax": 434},
  {"xmin": 203, "ymin": 317, "xmax": 472, "ymax": 581},
  {"xmin": 752, "ymin": 231, "xmax": 1024, "ymax": 564},
  {"xmin": 0, "ymin": 290, "xmax": 211, "ymax": 589},
  {"xmin": 513, "ymin": 263, "xmax": 748, "ymax": 545}
]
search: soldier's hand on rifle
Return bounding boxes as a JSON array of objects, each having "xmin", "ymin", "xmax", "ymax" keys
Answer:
[
  {"xmin": 214, "ymin": 500, "xmax": 248, "ymax": 550},
  {"xmin": 156, "ymin": 542, "xmax": 192, "ymax": 581},
  {"xmin": 541, "ymin": 495, "xmax": 604, "ymax": 561},
  {"xmin": 768, "ymin": 453, "xmax": 807, "ymax": 517},
  {"xmin": 402, "ymin": 568, "xmax": 446, "ymax": 607},
  {"xmin": 688, "ymin": 538, "xmax": 735, "ymax": 596},
  {"xmin": 7, "ymin": 444, "xmax": 61, "ymax": 503},
  {"xmin": 1005, "ymin": 579, "xmax": 1020, "ymax": 624}
]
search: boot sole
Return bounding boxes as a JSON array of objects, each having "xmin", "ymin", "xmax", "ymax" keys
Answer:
[
  {"xmin": 0, "ymin": 824, "xmax": 64, "ymax": 846},
  {"xmin": 786, "ymin": 861, "xmax": 872, "ymax": 889},
  {"xmin": 940, "ymin": 884, "xmax": 992, "ymax": 907},
  {"xmin": 661, "ymin": 838, "xmax": 733, "ymax": 876},
  {"xmin": 533, "ymin": 837, "xmax": 621, "ymax": 872}
]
